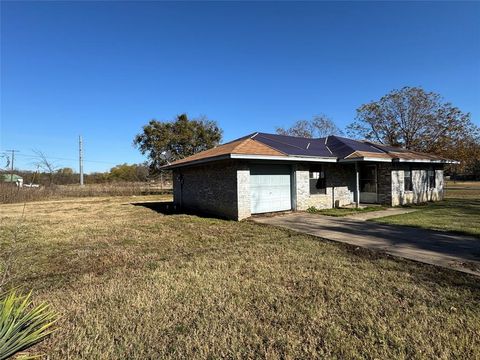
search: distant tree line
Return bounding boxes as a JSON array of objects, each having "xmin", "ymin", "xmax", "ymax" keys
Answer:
[{"xmin": 5, "ymin": 163, "xmax": 165, "ymax": 186}]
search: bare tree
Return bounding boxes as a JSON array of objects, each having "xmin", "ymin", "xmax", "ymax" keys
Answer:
[
  {"xmin": 33, "ymin": 150, "xmax": 59, "ymax": 186},
  {"xmin": 276, "ymin": 120, "xmax": 313, "ymax": 138},
  {"xmin": 276, "ymin": 114, "xmax": 344, "ymax": 138}
]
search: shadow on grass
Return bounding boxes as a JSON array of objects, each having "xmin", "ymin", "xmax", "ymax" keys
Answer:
[
  {"xmin": 130, "ymin": 201, "xmax": 229, "ymax": 219},
  {"xmin": 131, "ymin": 201, "xmax": 181, "ymax": 214}
]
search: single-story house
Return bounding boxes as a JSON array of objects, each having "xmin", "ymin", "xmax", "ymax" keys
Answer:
[{"xmin": 163, "ymin": 133, "xmax": 457, "ymax": 220}]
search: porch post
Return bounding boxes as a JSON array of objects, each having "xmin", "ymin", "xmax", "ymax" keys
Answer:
[{"xmin": 355, "ymin": 162, "xmax": 360, "ymax": 208}]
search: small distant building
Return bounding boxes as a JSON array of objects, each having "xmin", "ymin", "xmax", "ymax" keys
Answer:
[{"xmin": 1, "ymin": 174, "xmax": 24, "ymax": 187}]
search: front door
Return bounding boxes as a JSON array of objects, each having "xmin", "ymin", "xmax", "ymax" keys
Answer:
[{"xmin": 360, "ymin": 164, "xmax": 378, "ymax": 203}]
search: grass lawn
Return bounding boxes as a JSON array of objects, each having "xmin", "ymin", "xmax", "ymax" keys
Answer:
[
  {"xmin": 307, "ymin": 206, "xmax": 386, "ymax": 217},
  {"xmin": 373, "ymin": 181, "xmax": 480, "ymax": 238},
  {"xmin": 1, "ymin": 196, "xmax": 479, "ymax": 359}
]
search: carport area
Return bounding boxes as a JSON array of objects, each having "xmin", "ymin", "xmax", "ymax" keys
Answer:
[{"xmin": 253, "ymin": 212, "xmax": 480, "ymax": 276}]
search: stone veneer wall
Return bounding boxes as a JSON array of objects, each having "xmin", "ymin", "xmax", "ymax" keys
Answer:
[
  {"xmin": 390, "ymin": 164, "xmax": 444, "ymax": 206},
  {"xmin": 295, "ymin": 163, "xmax": 356, "ymax": 210},
  {"xmin": 173, "ymin": 160, "xmax": 241, "ymax": 220}
]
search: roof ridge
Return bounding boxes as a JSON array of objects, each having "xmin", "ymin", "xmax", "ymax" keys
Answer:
[{"xmin": 256, "ymin": 132, "xmax": 315, "ymax": 141}]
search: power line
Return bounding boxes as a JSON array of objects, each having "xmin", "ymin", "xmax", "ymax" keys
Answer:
[{"xmin": 0, "ymin": 151, "xmax": 119, "ymax": 165}]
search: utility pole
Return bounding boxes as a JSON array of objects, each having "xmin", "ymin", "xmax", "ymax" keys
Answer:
[
  {"xmin": 79, "ymin": 136, "xmax": 84, "ymax": 186},
  {"xmin": 6, "ymin": 150, "xmax": 19, "ymax": 183}
]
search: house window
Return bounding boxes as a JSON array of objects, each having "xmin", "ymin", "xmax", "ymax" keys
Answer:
[
  {"xmin": 360, "ymin": 164, "xmax": 377, "ymax": 193},
  {"xmin": 428, "ymin": 167, "xmax": 436, "ymax": 189},
  {"xmin": 404, "ymin": 167, "xmax": 413, "ymax": 191},
  {"xmin": 309, "ymin": 166, "xmax": 326, "ymax": 194}
]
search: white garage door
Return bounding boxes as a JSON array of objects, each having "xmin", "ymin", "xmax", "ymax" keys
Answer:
[{"xmin": 250, "ymin": 165, "xmax": 292, "ymax": 214}]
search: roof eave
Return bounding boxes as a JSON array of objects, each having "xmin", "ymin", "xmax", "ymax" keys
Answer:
[
  {"xmin": 392, "ymin": 158, "xmax": 459, "ymax": 164},
  {"xmin": 160, "ymin": 154, "xmax": 232, "ymax": 170},
  {"xmin": 162, "ymin": 153, "xmax": 339, "ymax": 169},
  {"xmin": 338, "ymin": 157, "xmax": 392, "ymax": 163},
  {"xmin": 161, "ymin": 154, "xmax": 458, "ymax": 169}
]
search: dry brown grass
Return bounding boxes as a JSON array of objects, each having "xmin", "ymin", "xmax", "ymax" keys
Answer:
[
  {"xmin": 0, "ymin": 183, "xmax": 171, "ymax": 204},
  {"xmin": 1, "ymin": 196, "xmax": 479, "ymax": 359}
]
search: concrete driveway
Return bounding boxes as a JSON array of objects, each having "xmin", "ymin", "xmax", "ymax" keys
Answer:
[{"xmin": 253, "ymin": 211, "xmax": 480, "ymax": 276}]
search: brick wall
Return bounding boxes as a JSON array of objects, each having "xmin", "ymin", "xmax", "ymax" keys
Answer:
[{"xmin": 173, "ymin": 160, "xmax": 240, "ymax": 220}]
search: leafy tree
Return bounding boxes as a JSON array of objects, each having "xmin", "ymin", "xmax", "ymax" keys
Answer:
[
  {"xmin": 55, "ymin": 167, "xmax": 76, "ymax": 185},
  {"xmin": 134, "ymin": 114, "xmax": 222, "ymax": 170},
  {"xmin": 57, "ymin": 167, "xmax": 74, "ymax": 175},
  {"xmin": 108, "ymin": 163, "xmax": 149, "ymax": 182},
  {"xmin": 447, "ymin": 135, "xmax": 480, "ymax": 177},
  {"xmin": 347, "ymin": 86, "xmax": 480, "ymax": 174},
  {"xmin": 276, "ymin": 114, "xmax": 343, "ymax": 138}
]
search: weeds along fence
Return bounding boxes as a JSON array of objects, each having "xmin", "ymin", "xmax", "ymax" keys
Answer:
[{"xmin": 0, "ymin": 182, "xmax": 172, "ymax": 204}]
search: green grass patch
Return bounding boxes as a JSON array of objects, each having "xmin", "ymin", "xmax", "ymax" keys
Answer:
[
  {"xmin": 374, "ymin": 198, "xmax": 480, "ymax": 237},
  {"xmin": 374, "ymin": 182, "xmax": 480, "ymax": 237},
  {"xmin": 307, "ymin": 205, "xmax": 387, "ymax": 217}
]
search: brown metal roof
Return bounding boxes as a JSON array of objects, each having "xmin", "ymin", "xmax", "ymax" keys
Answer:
[
  {"xmin": 388, "ymin": 151, "xmax": 449, "ymax": 161},
  {"xmin": 166, "ymin": 137, "xmax": 286, "ymax": 167}
]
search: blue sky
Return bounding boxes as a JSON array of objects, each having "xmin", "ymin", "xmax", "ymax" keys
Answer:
[{"xmin": 1, "ymin": 1, "xmax": 479, "ymax": 173}]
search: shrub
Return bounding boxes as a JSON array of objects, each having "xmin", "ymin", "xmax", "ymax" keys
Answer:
[{"xmin": 0, "ymin": 290, "xmax": 57, "ymax": 359}]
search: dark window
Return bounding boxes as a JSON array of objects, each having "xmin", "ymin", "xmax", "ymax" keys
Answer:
[
  {"xmin": 309, "ymin": 166, "xmax": 326, "ymax": 194},
  {"xmin": 360, "ymin": 165, "xmax": 377, "ymax": 193},
  {"xmin": 428, "ymin": 168, "xmax": 436, "ymax": 189},
  {"xmin": 404, "ymin": 167, "xmax": 413, "ymax": 191}
]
